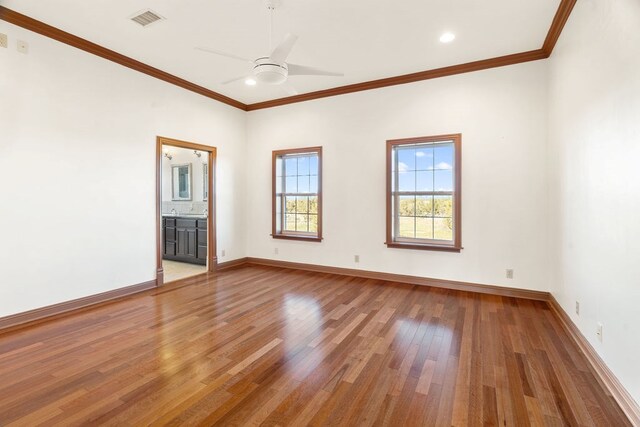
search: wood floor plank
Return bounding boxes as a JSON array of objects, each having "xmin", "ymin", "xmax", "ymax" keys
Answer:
[{"xmin": 0, "ymin": 265, "xmax": 631, "ymax": 426}]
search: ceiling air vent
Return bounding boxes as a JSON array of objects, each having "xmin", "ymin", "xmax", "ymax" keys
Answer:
[{"xmin": 130, "ymin": 9, "xmax": 165, "ymax": 27}]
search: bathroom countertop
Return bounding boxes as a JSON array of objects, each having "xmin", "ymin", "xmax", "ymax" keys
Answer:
[{"xmin": 162, "ymin": 214, "xmax": 208, "ymax": 219}]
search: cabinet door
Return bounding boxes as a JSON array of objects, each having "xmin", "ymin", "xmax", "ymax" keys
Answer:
[
  {"xmin": 197, "ymin": 229, "xmax": 207, "ymax": 260},
  {"xmin": 176, "ymin": 228, "xmax": 187, "ymax": 256},
  {"xmin": 177, "ymin": 228, "xmax": 197, "ymax": 258},
  {"xmin": 186, "ymin": 228, "xmax": 197, "ymax": 258}
]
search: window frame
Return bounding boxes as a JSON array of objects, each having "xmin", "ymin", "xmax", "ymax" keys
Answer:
[
  {"xmin": 385, "ymin": 134, "xmax": 462, "ymax": 252},
  {"xmin": 272, "ymin": 146, "xmax": 323, "ymax": 242}
]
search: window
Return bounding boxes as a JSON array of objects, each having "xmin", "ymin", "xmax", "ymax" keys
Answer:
[
  {"xmin": 272, "ymin": 147, "xmax": 322, "ymax": 241},
  {"xmin": 386, "ymin": 134, "xmax": 461, "ymax": 252}
]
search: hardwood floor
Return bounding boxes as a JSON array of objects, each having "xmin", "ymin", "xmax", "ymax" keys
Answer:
[{"xmin": 0, "ymin": 266, "xmax": 629, "ymax": 426}]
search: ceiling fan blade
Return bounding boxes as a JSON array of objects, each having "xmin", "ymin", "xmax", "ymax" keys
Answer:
[
  {"xmin": 287, "ymin": 63, "xmax": 344, "ymax": 77},
  {"xmin": 269, "ymin": 33, "xmax": 298, "ymax": 63},
  {"xmin": 195, "ymin": 47, "xmax": 254, "ymax": 64},
  {"xmin": 221, "ymin": 75, "xmax": 251, "ymax": 85}
]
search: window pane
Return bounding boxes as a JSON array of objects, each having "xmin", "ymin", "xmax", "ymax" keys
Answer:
[
  {"xmin": 416, "ymin": 171, "xmax": 433, "ymax": 192},
  {"xmin": 434, "ymin": 195, "xmax": 453, "ymax": 217},
  {"xmin": 416, "ymin": 217, "xmax": 434, "ymax": 239},
  {"xmin": 285, "ymin": 196, "xmax": 297, "ymax": 214},
  {"xmin": 397, "ymin": 147, "xmax": 416, "ymax": 171},
  {"xmin": 309, "ymin": 196, "xmax": 318, "ymax": 214},
  {"xmin": 276, "ymin": 175, "xmax": 283, "ymax": 193},
  {"xmin": 309, "ymin": 214, "xmax": 318, "ymax": 232},
  {"xmin": 398, "ymin": 217, "xmax": 415, "ymax": 238},
  {"xmin": 285, "ymin": 214, "xmax": 296, "ymax": 231},
  {"xmin": 398, "ymin": 196, "xmax": 415, "ymax": 216},
  {"xmin": 415, "ymin": 147, "xmax": 433, "ymax": 171},
  {"xmin": 416, "ymin": 196, "xmax": 433, "ymax": 217},
  {"xmin": 434, "ymin": 218, "xmax": 453, "ymax": 241},
  {"xmin": 434, "ymin": 144, "xmax": 454, "ymax": 170},
  {"xmin": 276, "ymin": 195, "xmax": 282, "ymax": 231},
  {"xmin": 309, "ymin": 155, "xmax": 319, "ymax": 175},
  {"xmin": 276, "ymin": 157, "xmax": 283, "ymax": 177},
  {"xmin": 298, "ymin": 156, "xmax": 310, "ymax": 175},
  {"xmin": 285, "ymin": 157, "xmax": 297, "ymax": 176},
  {"xmin": 298, "ymin": 175, "xmax": 310, "ymax": 193},
  {"xmin": 398, "ymin": 171, "xmax": 416, "ymax": 192},
  {"xmin": 310, "ymin": 175, "xmax": 318, "ymax": 193},
  {"xmin": 434, "ymin": 170, "xmax": 453, "ymax": 191},
  {"xmin": 296, "ymin": 214, "xmax": 308, "ymax": 232},
  {"xmin": 296, "ymin": 196, "xmax": 309, "ymax": 214},
  {"xmin": 286, "ymin": 176, "xmax": 298, "ymax": 193},
  {"xmin": 391, "ymin": 166, "xmax": 395, "ymax": 192}
]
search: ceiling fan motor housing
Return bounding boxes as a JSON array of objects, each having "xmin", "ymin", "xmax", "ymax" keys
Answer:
[{"xmin": 253, "ymin": 58, "xmax": 288, "ymax": 84}]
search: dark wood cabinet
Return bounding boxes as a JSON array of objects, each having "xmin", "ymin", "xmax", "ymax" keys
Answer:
[{"xmin": 163, "ymin": 216, "xmax": 207, "ymax": 265}]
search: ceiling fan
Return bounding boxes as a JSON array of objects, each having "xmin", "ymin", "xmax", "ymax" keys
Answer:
[{"xmin": 196, "ymin": 0, "xmax": 343, "ymax": 92}]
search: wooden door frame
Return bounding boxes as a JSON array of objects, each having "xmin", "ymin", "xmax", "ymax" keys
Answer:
[{"xmin": 156, "ymin": 136, "xmax": 217, "ymax": 286}]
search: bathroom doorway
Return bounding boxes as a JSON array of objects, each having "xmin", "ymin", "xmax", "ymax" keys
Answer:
[{"xmin": 156, "ymin": 136, "xmax": 216, "ymax": 285}]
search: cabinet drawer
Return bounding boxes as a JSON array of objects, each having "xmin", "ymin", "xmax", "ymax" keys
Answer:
[
  {"xmin": 197, "ymin": 219, "xmax": 207, "ymax": 229},
  {"xmin": 197, "ymin": 229, "xmax": 207, "ymax": 245},
  {"xmin": 165, "ymin": 218, "xmax": 176, "ymax": 227}
]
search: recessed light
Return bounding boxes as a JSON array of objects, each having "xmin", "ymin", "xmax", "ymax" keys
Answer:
[
  {"xmin": 439, "ymin": 32, "xmax": 456, "ymax": 43},
  {"xmin": 245, "ymin": 78, "xmax": 257, "ymax": 86}
]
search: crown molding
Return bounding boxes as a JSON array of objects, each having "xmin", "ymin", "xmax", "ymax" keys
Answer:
[
  {"xmin": 0, "ymin": 6, "xmax": 248, "ymax": 111},
  {"xmin": 542, "ymin": 0, "xmax": 577, "ymax": 56},
  {"xmin": 246, "ymin": 49, "xmax": 548, "ymax": 110},
  {"xmin": 247, "ymin": 0, "xmax": 577, "ymax": 110},
  {"xmin": 1, "ymin": 0, "xmax": 576, "ymax": 111}
]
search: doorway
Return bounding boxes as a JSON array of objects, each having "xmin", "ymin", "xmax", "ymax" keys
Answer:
[{"xmin": 156, "ymin": 136, "xmax": 216, "ymax": 285}]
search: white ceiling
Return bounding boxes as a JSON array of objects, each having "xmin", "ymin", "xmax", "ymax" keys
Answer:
[{"xmin": 3, "ymin": 0, "xmax": 560, "ymax": 104}]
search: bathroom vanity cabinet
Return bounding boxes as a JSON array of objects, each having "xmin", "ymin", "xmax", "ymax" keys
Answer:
[{"xmin": 162, "ymin": 216, "xmax": 207, "ymax": 265}]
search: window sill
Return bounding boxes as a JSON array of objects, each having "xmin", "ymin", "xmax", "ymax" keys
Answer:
[
  {"xmin": 385, "ymin": 241, "xmax": 462, "ymax": 252},
  {"xmin": 272, "ymin": 234, "xmax": 323, "ymax": 242}
]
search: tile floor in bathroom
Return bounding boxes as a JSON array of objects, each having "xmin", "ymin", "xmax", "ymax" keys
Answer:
[{"xmin": 162, "ymin": 260, "xmax": 207, "ymax": 283}]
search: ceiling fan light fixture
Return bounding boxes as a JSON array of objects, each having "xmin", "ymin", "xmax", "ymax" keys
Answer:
[
  {"xmin": 439, "ymin": 32, "xmax": 456, "ymax": 43},
  {"xmin": 253, "ymin": 62, "xmax": 289, "ymax": 85}
]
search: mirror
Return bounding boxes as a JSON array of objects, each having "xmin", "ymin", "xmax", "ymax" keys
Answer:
[
  {"xmin": 172, "ymin": 163, "xmax": 192, "ymax": 201},
  {"xmin": 203, "ymin": 163, "xmax": 208, "ymax": 201}
]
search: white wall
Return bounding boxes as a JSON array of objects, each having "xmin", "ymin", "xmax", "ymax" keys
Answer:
[
  {"xmin": 0, "ymin": 21, "xmax": 247, "ymax": 317},
  {"xmin": 246, "ymin": 61, "xmax": 550, "ymax": 291},
  {"xmin": 547, "ymin": 0, "xmax": 640, "ymax": 404}
]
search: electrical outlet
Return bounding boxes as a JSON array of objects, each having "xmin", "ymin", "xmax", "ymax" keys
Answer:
[
  {"xmin": 505, "ymin": 269, "xmax": 514, "ymax": 279},
  {"xmin": 0, "ymin": 33, "xmax": 8, "ymax": 48},
  {"xmin": 596, "ymin": 322, "xmax": 603, "ymax": 342},
  {"xmin": 575, "ymin": 301, "xmax": 580, "ymax": 316},
  {"xmin": 354, "ymin": 255, "xmax": 360, "ymax": 263},
  {"xmin": 17, "ymin": 40, "xmax": 28, "ymax": 54},
  {"xmin": 274, "ymin": 247, "xmax": 279, "ymax": 255},
  {"xmin": 221, "ymin": 249, "xmax": 226, "ymax": 257}
]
